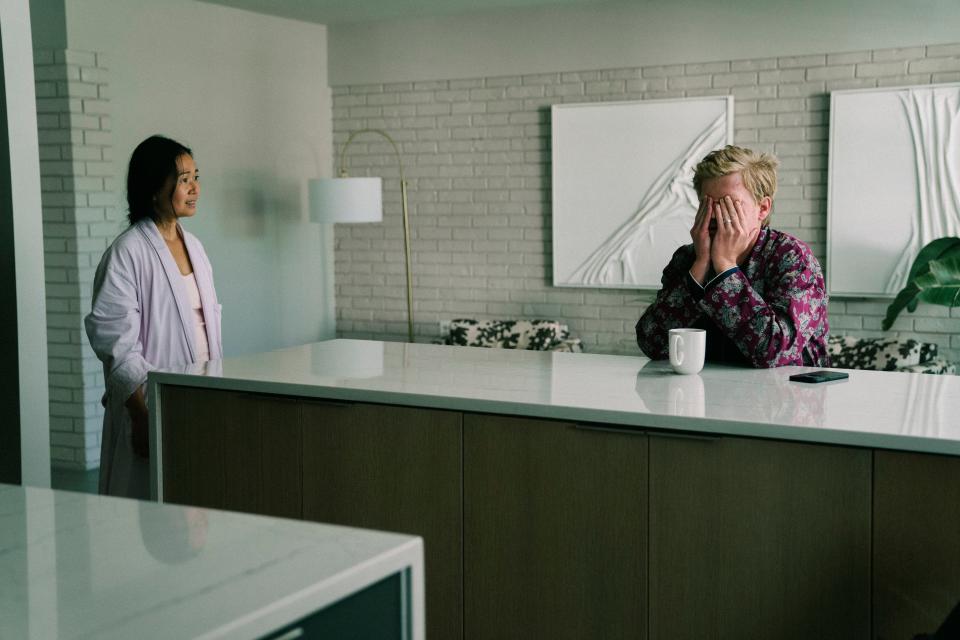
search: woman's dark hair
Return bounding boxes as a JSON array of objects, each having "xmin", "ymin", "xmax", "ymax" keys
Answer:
[{"xmin": 126, "ymin": 135, "xmax": 193, "ymax": 225}]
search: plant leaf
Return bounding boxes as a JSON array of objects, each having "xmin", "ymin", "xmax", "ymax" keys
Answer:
[
  {"xmin": 916, "ymin": 257, "xmax": 960, "ymax": 307},
  {"xmin": 882, "ymin": 237, "xmax": 960, "ymax": 330},
  {"xmin": 907, "ymin": 237, "xmax": 960, "ymax": 282},
  {"xmin": 882, "ymin": 282, "xmax": 920, "ymax": 331},
  {"xmin": 927, "ymin": 256, "xmax": 960, "ymax": 284},
  {"xmin": 907, "ymin": 239, "xmax": 960, "ymax": 312}
]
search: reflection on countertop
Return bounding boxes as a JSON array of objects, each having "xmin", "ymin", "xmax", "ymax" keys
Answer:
[
  {"xmin": 0, "ymin": 483, "xmax": 422, "ymax": 640},
  {"xmin": 633, "ymin": 360, "xmax": 826, "ymax": 427}
]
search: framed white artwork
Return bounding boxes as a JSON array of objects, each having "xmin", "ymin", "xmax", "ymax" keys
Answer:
[
  {"xmin": 827, "ymin": 83, "xmax": 960, "ymax": 297},
  {"xmin": 551, "ymin": 96, "xmax": 734, "ymax": 289}
]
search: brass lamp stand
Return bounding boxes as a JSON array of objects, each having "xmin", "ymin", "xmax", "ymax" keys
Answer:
[{"xmin": 312, "ymin": 129, "xmax": 414, "ymax": 343}]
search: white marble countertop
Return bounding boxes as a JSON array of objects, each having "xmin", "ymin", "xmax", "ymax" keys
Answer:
[
  {"xmin": 149, "ymin": 339, "xmax": 960, "ymax": 456},
  {"xmin": 0, "ymin": 483, "xmax": 424, "ymax": 640}
]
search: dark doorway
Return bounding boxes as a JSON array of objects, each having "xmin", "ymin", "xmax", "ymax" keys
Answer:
[{"xmin": 0, "ymin": 28, "xmax": 23, "ymax": 485}]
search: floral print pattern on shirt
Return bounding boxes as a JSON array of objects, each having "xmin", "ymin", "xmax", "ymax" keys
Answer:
[{"xmin": 635, "ymin": 227, "xmax": 829, "ymax": 368}]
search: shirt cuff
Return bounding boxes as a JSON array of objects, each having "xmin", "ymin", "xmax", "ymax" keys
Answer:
[
  {"xmin": 705, "ymin": 266, "xmax": 740, "ymax": 290},
  {"xmin": 686, "ymin": 271, "xmax": 706, "ymax": 301}
]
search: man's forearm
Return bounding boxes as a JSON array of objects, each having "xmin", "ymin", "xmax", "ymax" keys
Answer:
[
  {"xmin": 689, "ymin": 258, "xmax": 710, "ymax": 286},
  {"xmin": 638, "ymin": 277, "xmax": 704, "ymax": 358},
  {"xmin": 699, "ymin": 271, "xmax": 813, "ymax": 368}
]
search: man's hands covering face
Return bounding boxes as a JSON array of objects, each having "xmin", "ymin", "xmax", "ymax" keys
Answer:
[{"xmin": 710, "ymin": 196, "xmax": 760, "ymax": 273}]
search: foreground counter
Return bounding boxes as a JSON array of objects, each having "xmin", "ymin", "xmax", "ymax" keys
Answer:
[
  {"xmin": 149, "ymin": 339, "xmax": 960, "ymax": 640},
  {"xmin": 0, "ymin": 482, "xmax": 423, "ymax": 640}
]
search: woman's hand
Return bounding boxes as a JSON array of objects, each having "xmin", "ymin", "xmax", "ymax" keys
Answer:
[
  {"xmin": 710, "ymin": 196, "xmax": 759, "ymax": 272},
  {"xmin": 125, "ymin": 386, "xmax": 150, "ymax": 459},
  {"xmin": 689, "ymin": 196, "xmax": 713, "ymax": 284}
]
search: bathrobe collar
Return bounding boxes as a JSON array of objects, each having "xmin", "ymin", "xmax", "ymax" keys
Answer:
[{"xmin": 135, "ymin": 218, "xmax": 199, "ymax": 361}]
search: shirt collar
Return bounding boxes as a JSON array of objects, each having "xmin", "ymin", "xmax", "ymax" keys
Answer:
[{"xmin": 745, "ymin": 226, "xmax": 772, "ymax": 273}]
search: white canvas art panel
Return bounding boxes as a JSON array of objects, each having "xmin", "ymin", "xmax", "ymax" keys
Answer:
[
  {"xmin": 827, "ymin": 83, "xmax": 960, "ymax": 297},
  {"xmin": 551, "ymin": 96, "xmax": 733, "ymax": 289}
]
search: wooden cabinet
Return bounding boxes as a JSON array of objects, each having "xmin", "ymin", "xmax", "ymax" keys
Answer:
[
  {"xmin": 874, "ymin": 450, "xmax": 960, "ymax": 640},
  {"xmin": 648, "ymin": 434, "xmax": 871, "ymax": 640},
  {"xmin": 160, "ymin": 384, "xmax": 960, "ymax": 640},
  {"xmin": 160, "ymin": 386, "xmax": 301, "ymax": 518},
  {"xmin": 464, "ymin": 415, "xmax": 648, "ymax": 640},
  {"xmin": 300, "ymin": 401, "xmax": 463, "ymax": 640}
]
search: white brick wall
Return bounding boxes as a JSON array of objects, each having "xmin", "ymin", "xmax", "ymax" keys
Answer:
[
  {"xmin": 36, "ymin": 49, "xmax": 118, "ymax": 470},
  {"xmin": 330, "ymin": 43, "xmax": 960, "ymax": 360}
]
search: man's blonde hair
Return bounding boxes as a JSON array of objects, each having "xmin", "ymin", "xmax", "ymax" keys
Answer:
[{"xmin": 693, "ymin": 145, "xmax": 779, "ymax": 208}]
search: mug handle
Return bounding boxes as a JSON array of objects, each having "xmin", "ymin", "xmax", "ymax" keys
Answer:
[{"xmin": 669, "ymin": 333, "xmax": 684, "ymax": 367}]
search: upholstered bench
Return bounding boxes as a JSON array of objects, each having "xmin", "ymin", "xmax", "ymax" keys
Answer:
[
  {"xmin": 438, "ymin": 319, "xmax": 583, "ymax": 353},
  {"xmin": 827, "ymin": 335, "xmax": 956, "ymax": 374}
]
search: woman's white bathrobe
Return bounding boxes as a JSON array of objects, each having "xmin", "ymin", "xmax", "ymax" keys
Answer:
[{"xmin": 85, "ymin": 218, "xmax": 222, "ymax": 499}]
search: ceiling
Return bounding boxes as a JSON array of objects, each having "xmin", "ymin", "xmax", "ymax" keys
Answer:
[{"xmin": 198, "ymin": 0, "xmax": 611, "ymax": 25}]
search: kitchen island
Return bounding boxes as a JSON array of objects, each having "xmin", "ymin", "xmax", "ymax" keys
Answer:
[
  {"xmin": 0, "ymin": 482, "xmax": 424, "ymax": 639},
  {"xmin": 149, "ymin": 339, "xmax": 960, "ymax": 640}
]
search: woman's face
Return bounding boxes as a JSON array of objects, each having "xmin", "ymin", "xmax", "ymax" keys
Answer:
[{"xmin": 155, "ymin": 153, "xmax": 200, "ymax": 220}]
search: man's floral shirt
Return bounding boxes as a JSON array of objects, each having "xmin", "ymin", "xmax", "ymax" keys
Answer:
[{"xmin": 636, "ymin": 227, "xmax": 829, "ymax": 368}]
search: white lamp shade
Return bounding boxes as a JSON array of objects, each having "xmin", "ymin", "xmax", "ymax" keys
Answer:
[{"xmin": 309, "ymin": 177, "xmax": 383, "ymax": 223}]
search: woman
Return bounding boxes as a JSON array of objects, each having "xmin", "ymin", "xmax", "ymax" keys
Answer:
[{"xmin": 85, "ymin": 135, "xmax": 222, "ymax": 499}]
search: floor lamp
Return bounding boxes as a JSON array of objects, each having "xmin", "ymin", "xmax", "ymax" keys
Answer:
[{"xmin": 309, "ymin": 129, "xmax": 415, "ymax": 343}]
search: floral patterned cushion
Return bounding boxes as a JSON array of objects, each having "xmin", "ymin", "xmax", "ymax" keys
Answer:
[
  {"xmin": 442, "ymin": 319, "xmax": 583, "ymax": 352},
  {"xmin": 827, "ymin": 336, "xmax": 922, "ymax": 371},
  {"xmin": 827, "ymin": 335, "xmax": 952, "ymax": 373},
  {"xmin": 919, "ymin": 341, "xmax": 940, "ymax": 364},
  {"xmin": 896, "ymin": 359, "xmax": 957, "ymax": 375}
]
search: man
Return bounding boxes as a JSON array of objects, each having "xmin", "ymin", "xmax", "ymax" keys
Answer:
[{"xmin": 635, "ymin": 145, "xmax": 829, "ymax": 368}]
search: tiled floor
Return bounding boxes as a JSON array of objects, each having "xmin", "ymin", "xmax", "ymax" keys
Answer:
[{"xmin": 51, "ymin": 467, "xmax": 99, "ymax": 494}]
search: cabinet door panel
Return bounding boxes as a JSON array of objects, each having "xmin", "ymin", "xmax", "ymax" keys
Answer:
[
  {"xmin": 464, "ymin": 415, "xmax": 648, "ymax": 640},
  {"xmin": 160, "ymin": 386, "xmax": 301, "ymax": 518},
  {"xmin": 161, "ymin": 385, "xmax": 227, "ymax": 509},
  {"xmin": 649, "ymin": 435, "xmax": 870, "ymax": 640},
  {"xmin": 301, "ymin": 401, "xmax": 462, "ymax": 640},
  {"xmin": 874, "ymin": 450, "xmax": 960, "ymax": 639}
]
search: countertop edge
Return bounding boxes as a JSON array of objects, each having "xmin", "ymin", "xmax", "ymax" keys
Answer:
[{"xmin": 148, "ymin": 370, "xmax": 960, "ymax": 457}]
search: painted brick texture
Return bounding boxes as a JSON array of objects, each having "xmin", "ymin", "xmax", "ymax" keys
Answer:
[
  {"xmin": 331, "ymin": 43, "xmax": 960, "ymax": 362},
  {"xmin": 36, "ymin": 49, "xmax": 119, "ymax": 470}
]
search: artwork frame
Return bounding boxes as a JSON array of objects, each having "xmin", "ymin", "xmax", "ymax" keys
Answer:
[
  {"xmin": 827, "ymin": 82, "xmax": 960, "ymax": 298},
  {"xmin": 551, "ymin": 96, "xmax": 734, "ymax": 289}
]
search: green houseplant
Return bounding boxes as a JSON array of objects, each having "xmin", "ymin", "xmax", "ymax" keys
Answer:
[{"xmin": 883, "ymin": 237, "xmax": 960, "ymax": 331}]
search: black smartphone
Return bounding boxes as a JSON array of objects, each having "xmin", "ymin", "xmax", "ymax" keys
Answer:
[{"xmin": 789, "ymin": 370, "xmax": 849, "ymax": 383}]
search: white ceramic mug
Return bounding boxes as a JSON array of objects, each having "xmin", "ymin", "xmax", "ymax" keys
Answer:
[{"xmin": 668, "ymin": 328, "xmax": 706, "ymax": 375}]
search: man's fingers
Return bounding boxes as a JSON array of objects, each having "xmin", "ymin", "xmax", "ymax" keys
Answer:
[
  {"xmin": 720, "ymin": 196, "xmax": 734, "ymax": 220},
  {"xmin": 719, "ymin": 197, "xmax": 739, "ymax": 234},
  {"xmin": 701, "ymin": 200, "xmax": 713, "ymax": 229},
  {"xmin": 733, "ymin": 199, "xmax": 753, "ymax": 233},
  {"xmin": 693, "ymin": 196, "xmax": 710, "ymax": 228},
  {"xmin": 728, "ymin": 198, "xmax": 746, "ymax": 234},
  {"xmin": 732, "ymin": 198, "xmax": 745, "ymax": 218},
  {"xmin": 714, "ymin": 203, "xmax": 727, "ymax": 235}
]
